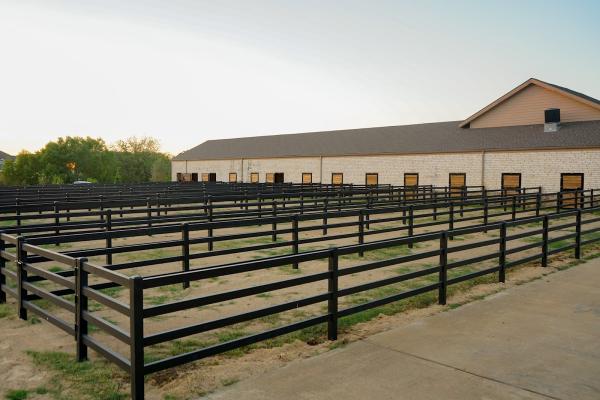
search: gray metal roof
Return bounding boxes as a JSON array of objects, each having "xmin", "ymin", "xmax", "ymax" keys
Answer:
[{"xmin": 173, "ymin": 120, "xmax": 600, "ymax": 161}]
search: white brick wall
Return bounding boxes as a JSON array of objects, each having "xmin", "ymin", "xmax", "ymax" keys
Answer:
[{"xmin": 172, "ymin": 149, "xmax": 600, "ymax": 191}]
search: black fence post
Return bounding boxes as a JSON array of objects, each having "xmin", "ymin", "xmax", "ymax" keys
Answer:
[
  {"xmin": 271, "ymin": 201, "xmax": 278, "ymax": 242},
  {"xmin": 542, "ymin": 215, "xmax": 549, "ymax": 268},
  {"xmin": 182, "ymin": 223, "xmax": 190, "ymax": 289},
  {"xmin": 323, "ymin": 199, "xmax": 328, "ymax": 235},
  {"xmin": 408, "ymin": 206, "xmax": 414, "ymax": 248},
  {"xmin": 460, "ymin": 188, "xmax": 465, "ymax": 217},
  {"xmin": 257, "ymin": 194, "xmax": 262, "ymax": 223},
  {"xmin": 556, "ymin": 193, "xmax": 561, "ymax": 214},
  {"xmin": 449, "ymin": 202, "xmax": 454, "ymax": 240},
  {"xmin": 207, "ymin": 196, "xmax": 214, "ymax": 251},
  {"xmin": 129, "ymin": 275, "xmax": 145, "ymax": 400},
  {"xmin": 433, "ymin": 192, "xmax": 438, "ymax": 221},
  {"xmin": 536, "ymin": 192, "xmax": 541, "ymax": 217},
  {"xmin": 106, "ymin": 210, "xmax": 112, "ymax": 265},
  {"xmin": 327, "ymin": 248, "xmax": 339, "ymax": 341},
  {"xmin": 591, "ymin": 189, "xmax": 595, "ymax": 208},
  {"xmin": 146, "ymin": 197, "xmax": 152, "ymax": 232},
  {"xmin": 300, "ymin": 193, "xmax": 304, "ymax": 214},
  {"xmin": 0, "ymin": 234, "xmax": 5, "ymax": 304},
  {"xmin": 292, "ymin": 215, "xmax": 299, "ymax": 269},
  {"xmin": 15, "ymin": 198, "xmax": 21, "ymax": 228},
  {"xmin": 438, "ymin": 232, "xmax": 447, "ymax": 305},
  {"xmin": 76, "ymin": 257, "xmax": 89, "ymax": 361},
  {"xmin": 483, "ymin": 198, "xmax": 489, "ymax": 233},
  {"xmin": 499, "ymin": 222, "xmax": 506, "ymax": 283},
  {"xmin": 358, "ymin": 210, "xmax": 365, "ymax": 257},
  {"xmin": 54, "ymin": 201, "xmax": 60, "ymax": 246},
  {"xmin": 99, "ymin": 195, "xmax": 105, "ymax": 221},
  {"xmin": 511, "ymin": 196, "xmax": 517, "ymax": 221},
  {"xmin": 575, "ymin": 209, "xmax": 582, "ymax": 260},
  {"xmin": 16, "ymin": 236, "xmax": 27, "ymax": 320}
]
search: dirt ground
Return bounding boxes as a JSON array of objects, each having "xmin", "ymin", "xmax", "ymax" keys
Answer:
[{"xmin": 1, "ymin": 204, "xmax": 599, "ymax": 399}]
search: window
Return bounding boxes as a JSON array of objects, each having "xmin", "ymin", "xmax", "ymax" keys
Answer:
[
  {"xmin": 449, "ymin": 173, "xmax": 466, "ymax": 197},
  {"xmin": 332, "ymin": 173, "xmax": 343, "ymax": 185},
  {"xmin": 404, "ymin": 173, "xmax": 419, "ymax": 187},
  {"xmin": 302, "ymin": 172, "xmax": 313, "ymax": 184},
  {"xmin": 560, "ymin": 173, "xmax": 584, "ymax": 209},
  {"xmin": 266, "ymin": 173, "xmax": 274, "ymax": 183},
  {"xmin": 365, "ymin": 173, "xmax": 378, "ymax": 186},
  {"xmin": 250, "ymin": 172, "xmax": 259, "ymax": 183},
  {"xmin": 201, "ymin": 173, "xmax": 209, "ymax": 182},
  {"xmin": 229, "ymin": 172, "xmax": 237, "ymax": 183}
]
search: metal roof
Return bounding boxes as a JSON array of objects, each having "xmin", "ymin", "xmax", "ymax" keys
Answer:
[
  {"xmin": 0, "ymin": 150, "xmax": 14, "ymax": 160},
  {"xmin": 173, "ymin": 120, "xmax": 600, "ymax": 161}
]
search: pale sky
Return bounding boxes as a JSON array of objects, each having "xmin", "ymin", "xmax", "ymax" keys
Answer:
[{"xmin": 1, "ymin": 0, "xmax": 599, "ymax": 156}]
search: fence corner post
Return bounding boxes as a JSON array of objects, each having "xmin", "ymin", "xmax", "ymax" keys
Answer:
[
  {"xmin": 542, "ymin": 215, "xmax": 549, "ymax": 267},
  {"xmin": 327, "ymin": 248, "xmax": 339, "ymax": 341},
  {"xmin": 438, "ymin": 232, "xmax": 448, "ymax": 305},
  {"xmin": 76, "ymin": 257, "xmax": 89, "ymax": 361},
  {"xmin": 16, "ymin": 235, "xmax": 27, "ymax": 320},
  {"xmin": 129, "ymin": 275, "xmax": 145, "ymax": 400}
]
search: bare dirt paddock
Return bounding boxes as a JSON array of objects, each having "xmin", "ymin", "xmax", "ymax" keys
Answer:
[{"xmin": 1, "ymin": 205, "xmax": 600, "ymax": 400}]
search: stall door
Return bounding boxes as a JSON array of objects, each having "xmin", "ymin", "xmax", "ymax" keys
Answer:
[
  {"xmin": 250, "ymin": 172, "xmax": 259, "ymax": 183},
  {"xmin": 502, "ymin": 173, "xmax": 521, "ymax": 196},
  {"xmin": 449, "ymin": 173, "xmax": 466, "ymax": 197},
  {"xmin": 302, "ymin": 173, "xmax": 312, "ymax": 184},
  {"xmin": 561, "ymin": 173, "xmax": 584, "ymax": 208},
  {"xmin": 404, "ymin": 173, "xmax": 419, "ymax": 200},
  {"xmin": 274, "ymin": 173, "xmax": 284, "ymax": 183},
  {"xmin": 229, "ymin": 172, "xmax": 237, "ymax": 183},
  {"xmin": 365, "ymin": 173, "xmax": 378, "ymax": 186},
  {"xmin": 266, "ymin": 173, "xmax": 274, "ymax": 183},
  {"xmin": 332, "ymin": 173, "xmax": 343, "ymax": 185}
]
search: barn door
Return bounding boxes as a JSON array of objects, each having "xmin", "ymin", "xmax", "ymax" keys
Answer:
[
  {"xmin": 502, "ymin": 173, "xmax": 521, "ymax": 196},
  {"xmin": 561, "ymin": 173, "xmax": 583, "ymax": 208},
  {"xmin": 250, "ymin": 172, "xmax": 259, "ymax": 183},
  {"xmin": 365, "ymin": 173, "xmax": 378, "ymax": 186},
  {"xmin": 266, "ymin": 173, "xmax": 274, "ymax": 183},
  {"xmin": 404, "ymin": 173, "xmax": 419, "ymax": 200},
  {"xmin": 229, "ymin": 172, "xmax": 237, "ymax": 183},
  {"xmin": 274, "ymin": 173, "xmax": 284, "ymax": 184},
  {"xmin": 302, "ymin": 173, "xmax": 312, "ymax": 184},
  {"xmin": 449, "ymin": 173, "xmax": 466, "ymax": 197},
  {"xmin": 191, "ymin": 173, "xmax": 198, "ymax": 182}
]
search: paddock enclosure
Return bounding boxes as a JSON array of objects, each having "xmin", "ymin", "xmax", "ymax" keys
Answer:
[{"xmin": 2, "ymin": 182, "xmax": 600, "ymax": 399}]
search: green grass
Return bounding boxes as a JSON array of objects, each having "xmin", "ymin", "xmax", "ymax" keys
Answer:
[
  {"xmin": 5, "ymin": 389, "xmax": 28, "ymax": 400},
  {"xmin": 0, "ymin": 303, "xmax": 12, "ymax": 319},
  {"xmin": 99, "ymin": 286, "xmax": 124, "ymax": 297},
  {"xmin": 26, "ymin": 350, "xmax": 128, "ymax": 400},
  {"xmin": 48, "ymin": 266, "xmax": 64, "ymax": 273}
]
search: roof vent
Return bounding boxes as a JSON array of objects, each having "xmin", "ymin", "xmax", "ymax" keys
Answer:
[{"xmin": 544, "ymin": 108, "xmax": 560, "ymax": 132}]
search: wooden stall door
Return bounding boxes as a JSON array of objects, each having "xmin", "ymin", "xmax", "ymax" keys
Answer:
[
  {"xmin": 404, "ymin": 173, "xmax": 419, "ymax": 200},
  {"xmin": 274, "ymin": 173, "xmax": 284, "ymax": 184},
  {"xmin": 449, "ymin": 173, "xmax": 466, "ymax": 197},
  {"xmin": 332, "ymin": 173, "xmax": 343, "ymax": 185},
  {"xmin": 191, "ymin": 173, "xmax": 198, "ymax": 182},
  {"xmin": 502, "ymin": 173, "xmax": 521, "ymax": 196},
  {"xmin": 365, "ymin": 173, "xmax": 378, "ymax": 186},
  {"xmin": 302, "ymin": 173, "xmax": 312, "ymax": 184},
  {"xmin": 266, "ymin": 173, "xmax": 274, "ymax": 183},
  {"xmin": 561, "ymin": 173, "xmax": 584, "ymax": 208},
  {"xmin": 250, "ymin": 172, "xmax": 259, "ymax": 183},
  {"xmin": 229, "ymin": 172, "xmax": 238, "ymax": 183}
]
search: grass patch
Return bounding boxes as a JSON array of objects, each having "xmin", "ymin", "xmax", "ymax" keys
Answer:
[
  {"xmin": 26, "ymin": 350, "xmax": 128, "ymax": 400},
  {"xmin": 99, "ymin": 286, "xmax": 124, "ymax": 297},
  {"xmin": 0, "ymin": 303, "xmax": 13, "ymax": 319},
  {"xmin": 5, "ymin": 389, "xmax": 28, "ymax": 400}
]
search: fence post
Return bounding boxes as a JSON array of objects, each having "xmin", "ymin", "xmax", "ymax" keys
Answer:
[
  {"xmin": 300, "ymin": 193, "xmax": 304, "ymax": 214},
  {"xmin": 271, "ymin": 201, "xmax": 278, "ymax": 242},
  {"xmin": 511, "ymin": 196, "xmax": 517, "ymax": 221},
  {"xmin": 438, "ymin": 232, "xmax": 447, "ymax": 305},
  {"xmin": 257, "ymin": 193, "xmax": 262, "ymax": 222},
  {"xmin": 16, "ymin": 198, "xmax": 21, "ymax": 228},
  {"xmin": 129, "ymin": 275, "xmax": 145, "ymax": 400},
  {"xmin": 182, "ymin": 223, "xmax": 190, "ymax": 289},
  {"xmin": 499, "ymin": 222, "xmax": 506, "ymax": 283},
  {"xmin": 575, "ymin": 209, "xmax": 582, "ymax": 259},
  {"xmin": 591, "ymin": 189, "xmax": 595, "ymax": 208},
  {"xmin": 207, "ymin": 196, "xmax": 214, "ymax": 251},
  {"xmin": 460, "ymin": 188, "xmax": 465, "ymax": 217},
  {"xmin": 292, "ymin": 215, "xmax": 299, "ymax": 269},
  {"xmin": 323, "ymin": 198, "xmax": 328, "ymax": 235},
  {"xmin": 327, "ymin": 248, "xmax": 339, "ymax": 341},
  {"xmin": 358, "ymin": 210, "xmax": 365, "ymax": 257},
  {"xmin": 99, "ymin": 195, "xmax": 105, "ymax": 221},
  {"xmin": 146, "ymin": 197, "xmax": 152, "ymax": 232},
  {"xmin": 0, "ymin": 234, "xmax": 5, "ymax": 304},
  {"xmin": 16, "ymin": 236, "xmax": 27, "ymax": 320},
  {"xmin": 556, "ymin": 193, "xmax": 561, "ymax": 214},
  {"xmin": 542, "ymin": 215, "xmax": 549, "ymax": 268},
  {"xmin": 408, "ymin": 206, "xmax": 414, "ymax": 248},
  {"xmin": 433, "ymin": 192, "xmax": 438, "ymax": 221},
  {"xmin": 483, "ymin": 198, "xmax": 489, "ymax": 233},
  {"xmin": 76, "ymin": 257, "xmax": 89, "ymax": 361},
  {"xmin": 106, "ymin": 210, "xmax": 112, "ymax": 265},
  {"xmin": 536, "ymin": 192, "xmax": 541, "ymax": 217},
  {"xmin": 448, "ymin": 202, "xmax": 454, "ymax": 240},
  {"xmin": 54, "ymin": 201, "xmax": 60, "ymax": 246}
]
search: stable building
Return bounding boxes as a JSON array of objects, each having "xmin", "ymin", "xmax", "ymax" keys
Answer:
[{"xmin": 172, "ymin": 78, "xmax": 600, "ymax": 192}]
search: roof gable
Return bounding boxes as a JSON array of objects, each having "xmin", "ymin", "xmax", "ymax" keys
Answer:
[{"xmin": 460, "ymin": 78, "xmax": 600, "ymax": 128}]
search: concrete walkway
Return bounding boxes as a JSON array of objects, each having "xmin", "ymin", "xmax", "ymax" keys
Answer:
[{"xmin": 207, "ymin": 260, "xmax": 600, "ymax": 400}]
